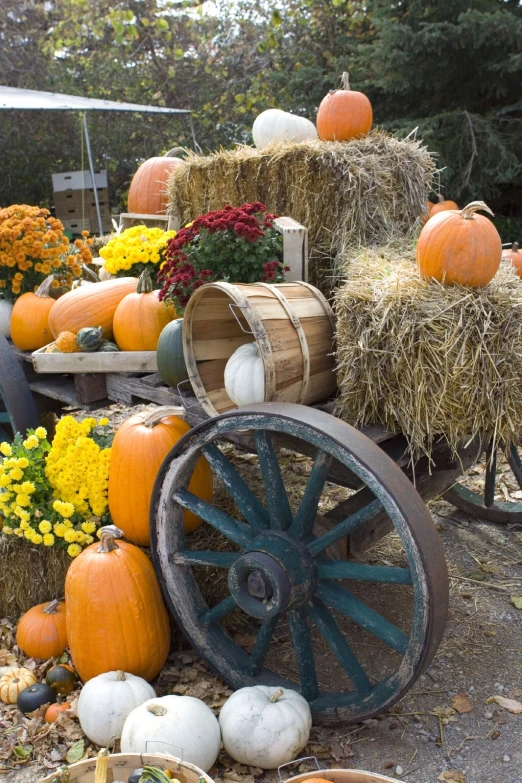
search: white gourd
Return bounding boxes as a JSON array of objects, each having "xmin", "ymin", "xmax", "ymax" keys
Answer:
[
  {"xmin": 224, "ymin": 342, "xmax": 265, "ymax": 406},
  {"xmin": 252, "ymin": 109, "xmax": 318, "ymax": 150},
  {"xmin": 77, "ymin": 670, "xmax": 156, "ymax": 747},
  {"xmin": 219, "ymin": 686, "xmax": 312, "ymax": 769},
  {"xmin": 0, "ymin": 300, "xmax": 13, "ymax": 338},
  {"xmin": 121, "ymin": 695, "xmax": 221, "ymax": 772}
]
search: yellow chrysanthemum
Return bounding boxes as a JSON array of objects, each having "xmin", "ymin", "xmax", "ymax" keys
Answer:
[
  {"xmin": 0, "ymin": 442, "xmax": 12, "ymax": 457},
  {"xmin": 20, "ymin": 521, "xmax": 29, "ymax": 530},
  {"xmin": 9, "ymin": 468, "xmax": 23, "ymax": 481},
  {"xmin": 21, "ymin": 481, "xmax": 35, "ymax": 494},
  {"xmin": 32, "ymin": 533, "xmax": 43, "ymax": 545},
  {"xmin": 43, "ymin": 533, "xmax": 55, "ymax": 546},
  {"xmin": 63, "ymin": 529, "xmax": 77, "ymax": 543},
  {"xmin": 18, "ymin": 509, "xmax": 30, "ymax": 523},
  {"xmin": 99, "ymin": 418, "xmax": 109, "ymax": 426},
  {"xmin": 81, "ymin": 520, "xmax": 97, "ymax": 534},
  {"xmin": 15, "ymin": 494, "xmax": 31, "ymax": 507},
  {"xmin": 39, "ymin": 520, "xmax": 52, "ymax": 534},
  {"xmin": 35, "ymin": 427, "xmax": 47, "ymax": 439},
  {"xmin": 17, "ymin": 458, "xmax": 29, "ymax": 469},
  {"xmin": 2, "ymin": 525, "xmax": 13, "ymax": 535},
  {"xmin": 67, "ymin": 543, "xmax": 82, "ymax": 557},
  {"xmin": 24, "ymin": 529, "xmax": 34, "ymax": 541},
  {"xmin": 0, "ymin": 474, "xmax": 11, "ymax": 487},
  {"xmin": 23, "ymin": 435, "xmax": 39, "ymax": 450},
  {"xmin": 53, "ymin": 523, "xmax": 66, "ymax": 537},
  {"xmin": 13, "ymin": 528, "xmax": 23, "ymax": 537}
]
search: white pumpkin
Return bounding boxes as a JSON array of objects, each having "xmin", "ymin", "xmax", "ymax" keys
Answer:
[
  {"xmin": 219, "ymin": 686, "xmax": 311, "ymax": 769},
  {"xmin": 224, "ymin": 342, "xmax": 265, "ymax": 406},
  {"xmin": 77, "ymin": 670, "xmax": 156, "ymax": 747},
  {"xmin": 121, "ymin": 695, "xmax": 221, "ymax": 772},
  {"xmin": 252, "ymin": 109, "xmax": 318, "ymax": 150},
  {"xmin": 0, "ymin": 299, "xmax": 13, "ymax": 338}
]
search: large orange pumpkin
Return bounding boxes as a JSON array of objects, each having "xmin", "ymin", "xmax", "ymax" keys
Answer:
[
  {"xmin": 430, "ymin": 196, "xmax": 459, "ymax": 216},
  {"xmin": 10, "ymin": 276, "xmax": 56, "ymax": 351},
  {"xmin": 504, "ymin": 242, "xmax": 522, "ymax": 278},
  {"xmin": 113, "ymin": 270, "xmax": 178, "ymax": 351},
  {"xmin": 316, "ymin": 72, "xmax": 372, "ymax": 142},
  {"xmin": 417, "ymin": 201, "xmax": 502, "ymax": 287},
  {"xmin": 109, "ymin": 407, "xmax": 212, "ymax": 546},
  {"xmin": 16, "ymin": 599, "xmax": 68, "ymax": 660},
  {"xmin": 65, "ymin": 525, "xmax": 171, "ymax": 682},
  {"xmin": 49, "ymin": 277, "xmax": 138, "ymax": 340},
  {"xmin": 127, "ymin": 149, "xmax": 185, "ymax": 215}
]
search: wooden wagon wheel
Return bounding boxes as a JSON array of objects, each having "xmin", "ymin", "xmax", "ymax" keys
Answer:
[
  {"xmin": 445, "ymin": 438, "xmax": 522, "ymax": 524},
  {"xmin": 151, "ymin": 403, "xmax": 448, "ymax": 725},
  {"xmin": 0, "ymin": 334, "xmax": 40, "ymax": 442}
]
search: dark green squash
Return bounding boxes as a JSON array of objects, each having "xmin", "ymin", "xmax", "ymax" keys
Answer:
[
  {"xmin": 157, "ymin": 318, "xmax": 189, "ymax": 389},
  {"xmin": 17, "ymin": 683, "xmax": 56, "ymax": 714},
  {"xmin": 99, "ymin": 340, "xmax": 120, "ymax": 352},
  {"xmin": 77, "ymin": 326, "xmax": 104, "ymax": 352},
  {"xmin": 45, "ymin": 664, "xmax": 77, "ymax": 696}
]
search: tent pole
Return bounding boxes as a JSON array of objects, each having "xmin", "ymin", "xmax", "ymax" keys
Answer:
[{"xmin": 82, "ymin": 113, "xmax": 103, "ymax": 236}]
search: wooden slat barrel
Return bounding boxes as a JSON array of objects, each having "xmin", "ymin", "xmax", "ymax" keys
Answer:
[
  {"xmin": 287, "ymin": 770, "xmax": 398, "ymax": 783},
  {"xmin": 183, "ymin": 281, "xmax": 336, "ymax": 417},
  {"xmin": 40, "ymin": 752, "xmax": 214, "ymax": 783}
]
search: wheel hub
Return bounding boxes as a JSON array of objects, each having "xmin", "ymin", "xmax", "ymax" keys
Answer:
[{"xmin": 228, "ymin": 531, "xmax": 317, "ymax": 619}]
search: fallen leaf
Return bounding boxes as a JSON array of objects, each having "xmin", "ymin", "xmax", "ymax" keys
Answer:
[
  {"xmin": 66, "ymin": 739, "xmax": 85, "ymax": 763},
  {"xmin": 0, "ymin": 650, "xmax": 16, "ymax": 667},
  {"xmin": 438, "ymin": 771, "xmax": 465, "ymax": 783},
  {"xmin": 487, "ymin": 695, "xmax": 522, "ymax": 714},
  {"xmin": 432, "ymin": 706, "xmax": 456, "ymax": 719},
  {"xmin": 511, "ymin": 595, "xmax": 522, "ymax": 609},
  {"xmin": 468, "ymin": 569, "xmax": 487, "ymax": 581},
  {"xmin": 13, "ymin": 745, "xmax": 32, "ymax": 760},
  {"xmin": 452, "ymin": 693, "xmax": 473, "ymax": 713}
]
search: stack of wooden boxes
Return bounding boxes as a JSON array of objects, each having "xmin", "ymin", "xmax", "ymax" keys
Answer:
[{"xmin": 52, "ymin": 169, "xmax": 113, "ymax": 235}]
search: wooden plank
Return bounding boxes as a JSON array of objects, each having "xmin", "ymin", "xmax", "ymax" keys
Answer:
[
  {"xmin": 274, "ymin": 216, "xmax": 308, "ymax": 282},
  {"xmin": 28, "ymin": 377, "xmax": 109, "ymax": 411},
  {"xmin": 105, "ymin": 373, "xmax": 182, "ymax": 405},
  {"xmin": 32, "ymin": 346, "xmax": 158, "ymax": 374},
  {"xmin": 74, "ymin": 374, "xmax": 108, "ymax": 404}
]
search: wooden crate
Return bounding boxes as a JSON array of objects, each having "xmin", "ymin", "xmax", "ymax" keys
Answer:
[{"xmin": 32, "ymin": 345, "xmax": 158, "ymax": 374}]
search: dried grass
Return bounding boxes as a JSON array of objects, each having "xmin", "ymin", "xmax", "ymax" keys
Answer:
[
  {"xmin": 167, "ymin": 132, "xmax": 435, "ymax": 291},
  {"xmin": 334, "ymin": 244, "xmax": 522, "ymax": 458}
]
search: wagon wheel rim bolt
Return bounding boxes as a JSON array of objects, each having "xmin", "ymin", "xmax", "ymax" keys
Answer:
[{"xmin": 151, "ymin": 403, "xmax": 448, "ymax": 724}]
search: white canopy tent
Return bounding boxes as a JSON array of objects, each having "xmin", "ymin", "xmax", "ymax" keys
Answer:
[{"xmin": 0, "ymin": 85, "xmax": 191, "ymax": 234}]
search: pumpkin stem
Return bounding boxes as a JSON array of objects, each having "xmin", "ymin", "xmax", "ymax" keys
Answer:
[
  {"xmin": 142, "ymin": 406, "xmax": 186, "ymax": 428},
  {"xmin": 147, "ymin": 704, "xmax": 168, "ymax": 716},
  {"xmin": 82, "ymin": 263, "xmax": 101, "ymax": 283},
  {"xmin": 97, "ymin": 525, "xmax": 124, "ymax": 553},
  {"xmin": 460, "ymin": 201, "xmax": 495, "ymax": 220},
  {"xmin": 116, "ymin": 671, "xmax": 126, "ymax": 681},
  {"xmin": 43, "ymin": 599, "xmax": 61, "ymax": 615},
  {"xmin": 341, "ymin": 72, "xmax": 350, "ymax": 90},
  {"xmin": 512, "ymin": 242, "xmax": 519, "ymax": 252},
  {"xmin": 268, "ymin": 688, "xmax": 285, "ymax": 703},
  {"xmin": 165, "ymin": 146, "xmax": 185, "ymax": 158},
  {"xmin": 137, "ymin": 269, "xmax": 154, "ymax": 295},
  {"xmin": 36, "ymin": 275, "xmax": 55, "ymax": 298}
]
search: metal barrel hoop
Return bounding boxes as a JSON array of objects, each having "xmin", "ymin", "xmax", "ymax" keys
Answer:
[{"xmin": 278, "ymin": 757, "xmax": 323, "ymax": 782}]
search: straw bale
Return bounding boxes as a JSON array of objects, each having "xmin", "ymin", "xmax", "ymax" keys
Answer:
[
  {"xmin": 334, "ymin": 245, "xmax": 522, "ymax": 458},
  {"xmin": 167, "ymin": 132, "xmax": 435, "ymax": 290}
]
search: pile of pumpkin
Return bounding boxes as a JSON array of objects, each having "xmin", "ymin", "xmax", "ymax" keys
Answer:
[{"xmin": 8, "ymin": 270, "xmax": 184, "ymax": 367}]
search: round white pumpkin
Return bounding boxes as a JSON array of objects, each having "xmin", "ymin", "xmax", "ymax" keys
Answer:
[
  {"xmin": 224, "ymin": 342, "xmax": 265, "ymax": 406},
  {"xmin": 0, "ymin": 299, "xmax": 13, "ymax": 338},
  {"xmin": 121, "ymin": 695, "xmax": 221, "ymax": 772},
  {"xmin": 252, "ymin": 109, "xmax": 317, "ymax": 150},
  {"xmin": 77, "ymin": 670, "xmax": 156, "ymax": 747},
  {"xmin": 219, "ymin": 686, "xmax": 311, "ymax": 769}
]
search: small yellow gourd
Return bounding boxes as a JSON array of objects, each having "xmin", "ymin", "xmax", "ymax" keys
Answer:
[
  {"xmin": 0, "ymin": 667, "xmax": 37, "ymax": 704},
  {"xmin": 55, "ymin": 331, "xmax": 79, "ymax": 353}
]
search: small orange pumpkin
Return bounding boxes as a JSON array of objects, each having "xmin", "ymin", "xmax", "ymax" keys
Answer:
[
  {"xmin": 65, "ymin": 525, "xmax": 171, "ymax": 682},
  {"xmin": 316, "ymin": 72, "xmax": 372, "ymax": 142},
  {"xmin": 113, "ymin": 270, "xmax": 178, "ymax": 351},
  {"xmin": 430, "ymin": 195, "xmax": 459, "ymax": 216},
  {"xmin": 504, "ymin": 242, "xmax": 522, "ymax": 278},
  {"xmin": 109, "ymin": 406, "xmax": 212, "ymax": 546},
  {"xmin": 45, "ymin": 695, "xmax": 70, "ymax": 723},
  {"xmin": 417, "ymin": 201, "xmax": 501, "ymax": 287},
  {"xmin": 128, "ymin": 149, "xmax": 185, "ymax": 215},
  {"xmin": 16, "ymin": 599, "xmax": 68, "ymax": 660},
  {"xmin": 49, "ymin": 277, "xmax": 138, "ymax": 340},
  {"xmin": 10, "ymin": 276, "xmax": 56, "ymax": 351}
]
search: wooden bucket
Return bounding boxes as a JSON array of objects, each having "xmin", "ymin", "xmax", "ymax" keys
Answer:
[
  {"xmin": 287, "ymin": 769, "xmax": 398, "ymax": 783},
  {"xmin": 40, "ymin": 752, "xmax": 214, "ymax": 783},
  {"xmin": 183, "ymin": 281, "xmax": 336, "ymax": 417}
]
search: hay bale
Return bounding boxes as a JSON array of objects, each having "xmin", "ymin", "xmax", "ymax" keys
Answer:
[
  {"xmin": 334, "ymin": 245, "xmax": 522, "ymax": 457},
  {"xmin": 167, "ymin": 133, "xmax": 435, "ymax": 290},
  {"xmin": 0, "ymin": 538, "xmax": 70, "ymax": 619}
]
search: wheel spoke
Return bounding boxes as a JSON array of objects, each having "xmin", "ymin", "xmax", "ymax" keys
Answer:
[
  {"xmin": 171, "ymin": 550, "xmax": 239, "ymax": 568},
  {"xmin": 508, "ymin": 444, "xmax": 522, "ymax": 491},
  {"xmin": 288, "ymin": 609, "xmax": 319, "ymax": 701},
  {"xmin": 249, "ymin": 616, "xmax": 278, "ymax": 675},
  {"xmin": 307, "ymin": 498, "xmax": 383, "ymax": 557},
  {"xmin": 317, "ymin": 561, "xmax": 413, "ymax": 585},
  {"xmin": 484, "ymin": 440, "xmax": 497, "ymax": 508},
  {"xmin": 317, "ymin": 581, "xmax": 409, "ymax": 654},
  {"xmin": 199, "ymin": 595, "xmax": 237, "ymax": 624},
  {"xmin": 254, "ymin": 430, "xmax": 293, "ymax": 530},
  {"xmin": 307, "ymin": 598, "xmax": 371, "ymax": 693},
  {"xmin": 173, "ymin": 489, "xmax": 252, "ymax": 548},
  {"xmin": 288, "ymin": 449, "xmax": 332, "ymax": 539},
  {"xmin": 202, "ymin": 444, "xmax": 269, "ymax": 533}
]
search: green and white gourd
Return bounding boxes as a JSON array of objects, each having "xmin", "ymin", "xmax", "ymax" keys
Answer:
[
  {"xmin": 76, "ymin": 326, "xmax": 104, "ymax": 352},
  {"xmin": 224, "ymin": 342, "xmax": 265, "ymax": 406}
]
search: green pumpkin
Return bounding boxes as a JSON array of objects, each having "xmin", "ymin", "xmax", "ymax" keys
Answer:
[
  {"xmin": 99, "ymin": 340, "xmax": 120, "ymax": 352},
  {"xmin": 157, "ymin": 318, "xmax": 189, "ymax": 389},
  {"xmin": 77, "ymin": 326, "xmax": 104, "ymax": 352}
]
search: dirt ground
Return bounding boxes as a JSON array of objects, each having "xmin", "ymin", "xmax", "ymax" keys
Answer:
[{"xmin": 1, "ymin": 405, "xmax": 522, "ymax": 783}]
